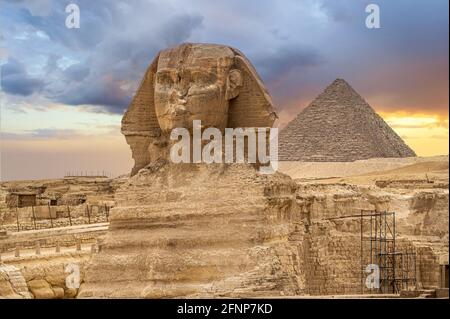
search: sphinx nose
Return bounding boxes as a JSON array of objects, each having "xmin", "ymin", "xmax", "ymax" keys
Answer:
[
  {"xmin": 169, "ymin": 90, "xmax": 187, "ymax": 105},
  {"xmin": 168, "ymin": 104, "xmax": 188, "ymax": 116}
]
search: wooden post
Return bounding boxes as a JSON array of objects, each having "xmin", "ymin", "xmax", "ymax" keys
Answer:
[
  {"xmin": 86, "ymin": 204, "xmax": 91, "ymax": 224},
  {"xmin": 76, "ymin": 239, "xmax": 81, "ymax": 251},
  {"xmin": 35, "ymin": 241, "xmax": 41, "ymax": 255},
  {"xmin": 96, "ymin": 238, "xmax": 102, "ymax": 253},
  {"xmin": 48, "ymin": 204, "xmax": 53, "ymax": 228},
  {"xmin": 15, "ymin": 246, "xmax": 20, "ymax": 258},
  {"xmin": 16, "ymin": 208, "xmax": 20, "ymax": 232},
  {"xmin": 67, "ymin": 206, "xmax": 72, "ymax": 226},
  {"xmin": 105, "ymin": 204, "xmax": 109, "ymax": 222},
  {"xmin": 31, "ymin": 206, "xmax": 37, "ymax": 230}
]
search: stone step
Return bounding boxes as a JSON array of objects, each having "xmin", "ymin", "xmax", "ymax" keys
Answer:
[{"xmin": 0, "ymin": 265, "xmax": 33, "ymax": 298}]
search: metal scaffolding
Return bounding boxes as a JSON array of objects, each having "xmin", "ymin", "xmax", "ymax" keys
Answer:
[
  {"xmin": 329, "ymin": 210, "xmax": 417, "ymax": 294},
  {"xmin": 360, "ymin": 210, "xmax": 417, "ymax": 294},
  {"xmin": 361, "ymin": 210, "xmax": 396, "ymax": 293},
  {"xmin": 390, "ymin": 249, "xmax": 417, "ymax": 292}
]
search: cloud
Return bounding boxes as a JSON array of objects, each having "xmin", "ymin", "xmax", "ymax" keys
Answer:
[
  {"xmin": 3, "ymin": 0, "xmax": 203, "ymax": 113},
  {"xmin": 1, "ymin": 58, "xmax": 44, "ymax": 96},
  {"xmin": 27, "ymin": 128, "xmax": 78, "ymax": 138},
  {"xmin": 1, "ymin": 0, "xmax": 448, "ymax": 118},
  {"xmin": 5, "ymin": 0, "xmax": 53, "ymax": 17},
  {"xmin": 63, "ymin": 62, "xmax": 90, "ymax": 81},
  {"xmin": 319, "ymin": 0, "xmax": 359, "ymax": 22},
  {"xmin": 52, "ymin": 11, "xmax": 203, "ymax": 113},
  {"xmin": 20, "ymin": 1, "xmax": 111, "ymax": 51},
  {"xmin": 253, "ymin": 46, "xmax": 324, "ymax": 83},
  {"xmin": 58, "ymin": 75, "xmax": 130, "ymax": 113},
  {"xmin": 1, "ymin": 128, "xmax": 79, "ymax": 140}
]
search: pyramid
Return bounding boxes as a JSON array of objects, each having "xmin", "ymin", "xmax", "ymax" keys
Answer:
[{"xmin": 279, "ymin": 79, "xmax": 416, "ymax": 161}]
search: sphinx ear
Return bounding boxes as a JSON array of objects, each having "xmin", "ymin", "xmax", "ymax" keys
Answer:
[
  {"xmin": 225, "ymin": 69, "xmax": 243, "ymax": 100},
  {"xmin": 227, "ymin": 52, "xmax": 277, "ymax": 128}
]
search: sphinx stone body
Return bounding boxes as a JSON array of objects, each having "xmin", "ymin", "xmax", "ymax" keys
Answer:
[
  {"xmin": 79, "ymin": 162, "xmax": 305, "ymax": 298},
  {"xmin": 78, "ymin": 43, "xmax": 305, "ymax": 298}
]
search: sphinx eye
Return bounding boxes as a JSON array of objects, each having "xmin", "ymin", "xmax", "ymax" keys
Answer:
[{"xmin": 156, "ymin": 73, "xmax": 173, "ymax": 85}]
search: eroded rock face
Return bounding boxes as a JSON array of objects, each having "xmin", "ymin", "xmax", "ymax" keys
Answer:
[
  {"xmin": 0, "ymin": 272, "xmax": 20, "ymax": 298},
  {"xmin": 80, "ymin": 162, "xmax": 304, "ymax": 297}
]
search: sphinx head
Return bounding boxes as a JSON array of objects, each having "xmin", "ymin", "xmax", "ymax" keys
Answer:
[{"xmin": 122, "ymin": 43, "xmax": 277, "ymax": 175}]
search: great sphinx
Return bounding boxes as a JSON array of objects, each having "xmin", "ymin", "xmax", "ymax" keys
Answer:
[{"xmin": 79, "ymin": 43, "xmax": 303, "ymax": 298}]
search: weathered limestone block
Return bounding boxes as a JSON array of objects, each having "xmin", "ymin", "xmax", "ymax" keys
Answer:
[
  {"xmin": 34, "ymin": 206, "xmax": 57, "ymax": 219},
  {"xmin": 409, "ymin": 191, "xmax": 449, "ymax": 237},
  {"xmin": 0, "ymin": 272, "xmax": 21, "ymax": 298},
  {"xmin": 28, "ymin": 279, "xmax": 55, "ymax": 299},
  {"xmin": 64, "ymin": 288, "xmax": 78, "ymax": 298},
  {"xmin": 52, "ymin": 286, "xmax": 65, "ymax": 299}
]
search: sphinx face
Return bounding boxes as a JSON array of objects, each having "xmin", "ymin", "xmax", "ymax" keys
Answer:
[
  {"xmin": 154, "ymin": 42, "xmax": 239, "ymax": 134},
  {"xmin": 154, "ymin": 62, "xmax": 231, "ymax": 134}
]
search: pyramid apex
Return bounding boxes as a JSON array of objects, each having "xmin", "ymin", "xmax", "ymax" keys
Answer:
[
  {"xmin": 329, "ymin": 78, "xmax": 352, "ymax": 88},
  {"xmin": 320, "ymin": 78, "xmax": 359, "ymax": 98}
]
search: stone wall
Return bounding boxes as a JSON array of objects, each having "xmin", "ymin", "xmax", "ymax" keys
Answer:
[
  {"xmin": 0, "ymin": 223, "xmax": 107, "ymax": 253},
  {"xmin": 1, "ymin": 204, "xmax": 109, "ymax": 232},
  {"xmin": 285, "ymin": 181, "xmax": 448, "ymax": 295},
  {"xmin": 3, "ymin": 253, "xmax": 90, "ymax": 298}
]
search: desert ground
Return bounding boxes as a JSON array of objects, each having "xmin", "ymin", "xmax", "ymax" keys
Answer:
[
  {"xmin": 279, "ymin": 155, "xmax": 448, "ymax": 182},
  {"xmin": 0, "ymin": 155, "xmax": 448, "ymax": 298}
]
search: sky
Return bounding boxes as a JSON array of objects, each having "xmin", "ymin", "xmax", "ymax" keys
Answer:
[{"xmin": 0, "ymin": 0, "xmax": 448, "ymax": 181}]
